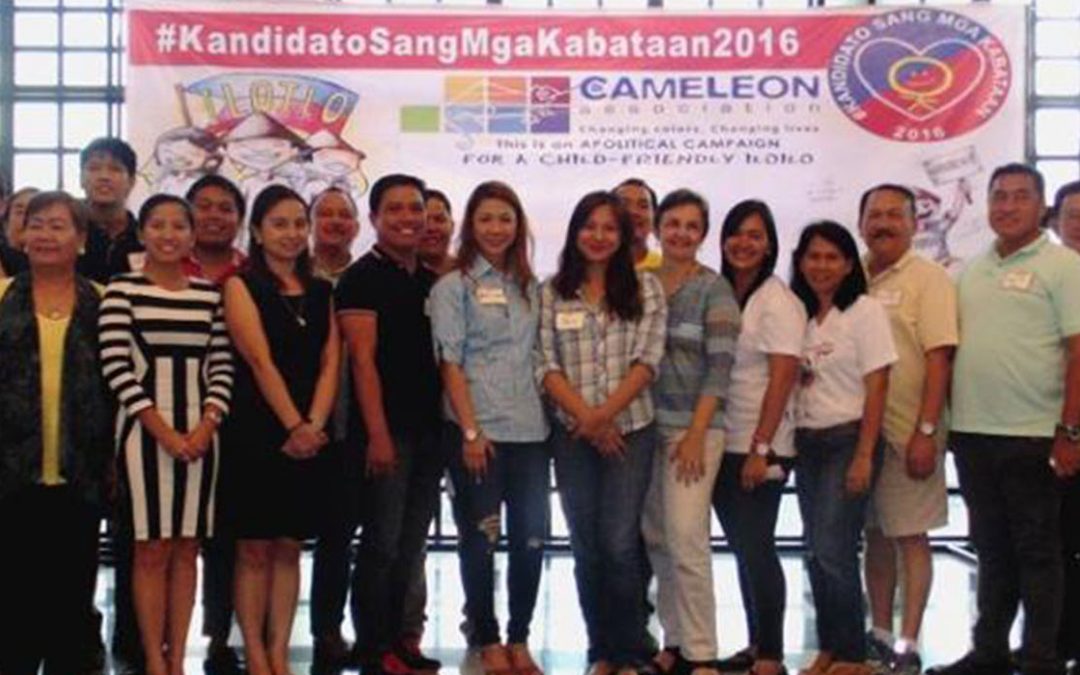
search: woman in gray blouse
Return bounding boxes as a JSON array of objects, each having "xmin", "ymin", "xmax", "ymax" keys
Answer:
[{"xmin": 640, "ymin": 189, "xmax": 741, "ymax": 675}]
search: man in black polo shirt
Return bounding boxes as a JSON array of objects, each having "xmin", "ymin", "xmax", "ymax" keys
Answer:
[
  {"xmin": 336, "ymin": 174, "xmax": 444, "ymax": 675},
  {"xmin": 78, "ymin": 136, "xmax": 145, "ymax": 673},
  {"xmin": 78, "ymin": 137, "xmax": 144, "ymax": 284}
]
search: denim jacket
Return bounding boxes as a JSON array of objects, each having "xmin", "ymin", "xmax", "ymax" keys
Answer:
[{"xmin": 430, "ymin": 257, "xmax": 549, "ymax": 442}]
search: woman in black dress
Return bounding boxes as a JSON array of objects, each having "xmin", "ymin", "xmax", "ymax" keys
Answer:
[{"xmin": 223, "ymin": 184, "xmax": 340, "ymax": 675}]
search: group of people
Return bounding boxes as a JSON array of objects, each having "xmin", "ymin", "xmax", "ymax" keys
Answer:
[{"xmin": 0, "ymin": 136, "xmax": 1079, "ymax": 675}]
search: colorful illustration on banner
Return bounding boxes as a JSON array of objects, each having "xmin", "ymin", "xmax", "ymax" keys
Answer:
[
  {"xmin": 827, "ymin": 8, "xmax": 1011, "ymax": 142},
  {"xmin": 140, "ymin": 73, "xmax": 368, "ymax": 210},
  {"xmin": 911, "ymin": 145, "xmax": 982, "ymax": 272}
]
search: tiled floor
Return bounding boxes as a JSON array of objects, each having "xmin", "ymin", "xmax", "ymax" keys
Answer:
[{"xmin": 95, "ymin": 550, "xmax": 987, "ymax": 674}]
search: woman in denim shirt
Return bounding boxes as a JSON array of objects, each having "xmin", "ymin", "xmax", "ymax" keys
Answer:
[
  {"xmin": 430, "ymin": 181, "xmax": 550, "ymax": 675},
  {"xmin": 537, "ymin": 190, "xmax": 667, "ymax": 675},
  {"xmin": 641, "ymin": 189, "xmax": 740, "ymax": 675}
]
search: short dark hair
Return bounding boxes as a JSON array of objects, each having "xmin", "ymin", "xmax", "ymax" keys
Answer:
[
  {"xmin": 137, "ymin": 193, "xmax": 194, "ymax": 231},
  {"xmin": 186, "ymin": 174, "xmax": 246, "ymax": 223},
  {"xmin": 369, "ymin": 173, "xmax": 426, "ymax": 215},
  {"xmin": 613, "ymin": 177, "xmax": 658, "ymax": 212},
  {"xmin": 720, "ymin": 199, "xmax": 780, "ymax": 309},
  {"xmin": 858, "ymin": 183, "xmax": 917, "ymax": 222},
  {"xmin": 424, "ymin": 188, "xmax": 453, "ymax": 216},
  {"xmin": 989, "ymin": 163, "xmax": 1045, "ymax": 202},
  {"xmin": 79, "ymin": 137, "xmax": 137, "ymax": 177},
  {"xmin": 656, "ymin": 189, "xmax": 710, "ymax": 238},
  {"xmin": 25, "ymin": 190, "xmax": 90, "ymax": 235},
  {"xmin": 1053, "ymin": 180, "xmax": 1080, "ymax": 214},
  {"xmin": 790, "ymin": 220, "xmax": 867, "ymax": 317}
]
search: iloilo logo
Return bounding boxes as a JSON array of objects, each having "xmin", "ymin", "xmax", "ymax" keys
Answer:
[{"xmin": 829, "ymin": 9, "xmax": 1010, "ymax": 142}]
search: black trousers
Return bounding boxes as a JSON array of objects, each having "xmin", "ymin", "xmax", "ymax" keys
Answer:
[
  {"xmin": 110, "ymin": 490, "xmax": 141, "ymax": 661},
  {"xmin": 1061, "ymin": 475, "xmax": 1080, "ymax": 661},
  {"xmin": 0, "ymin": 486, "xmax": 102, "ymax": 675},
  {"xmin": 953, "ymin": 433, "xmax": 1064, "ymax": 671}
]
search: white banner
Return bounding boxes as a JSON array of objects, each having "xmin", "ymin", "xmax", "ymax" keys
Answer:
[{"xmin": 126, "ymin": 1, "xmax": 1026, "ymax": 274}]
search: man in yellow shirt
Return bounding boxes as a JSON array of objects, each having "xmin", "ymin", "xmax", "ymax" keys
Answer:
[
  {"xmin": 615, "ymin": 178, "xmax": 662, "ymax": 271},
  {"xmin": 859, "ymin": 184, "xmax": 958, "ymax": 675}
]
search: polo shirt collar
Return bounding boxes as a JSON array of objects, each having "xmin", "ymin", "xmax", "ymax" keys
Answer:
[
  {"xmin": 992, "ymin": 232, "xmax": 1048, "ymax": 264},
  {"xmin": 863, "ymin": 249, "xmax": 915, "ymax": 282},
  {"xmin": 371, "ymin": 244, "xmax": 420, "ymax": 274},
  {"xmin": 467, "ymin": 255, "xmax": 499, "ymax": 280}
]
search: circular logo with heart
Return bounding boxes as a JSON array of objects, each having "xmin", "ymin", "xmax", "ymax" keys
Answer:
[{"xmin": 828, "ymin": 9, "xmax": 1011, "ymax": 142}]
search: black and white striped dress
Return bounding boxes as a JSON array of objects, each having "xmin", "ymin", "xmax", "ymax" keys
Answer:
[{"xmin": 100, "ymin": 272, "xmax": 233, "ymax": 541}]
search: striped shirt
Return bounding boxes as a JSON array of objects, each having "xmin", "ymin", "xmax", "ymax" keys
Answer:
[
  {"xmin": 99, "ymin": 272, "xmax": 233, "ymax": 541},
  {"xmin": 536, "ymin": 272, "xmax": 667, "ymax": 434},
  {"xmin": 100, "ymin": 274, "xmax": 233, "ymax": 418},
  {"xmin": 652, "ymin": 269, "xmax": 741, "ymax": 431}
]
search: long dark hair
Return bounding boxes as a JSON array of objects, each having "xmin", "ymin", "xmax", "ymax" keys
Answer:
[
  {"xmin": 245, "ymin": 184, "xmax": 313, "ymax": 289},
  {"xmin": 456, "ymin": 181, "xmax": 535, "ymax": 303},
  {"xmin": 553, "ymin": 191, "xmax": 642, "ymax": 322},
  {"xmin": 789, "ymin": 220, "xmax": 866, "ymax": 317},
  {"xmin": 720, "ymin": 199, "xmax": 779, "ymax": 309}
]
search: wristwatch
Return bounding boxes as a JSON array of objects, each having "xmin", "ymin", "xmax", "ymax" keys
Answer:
[
  {"xmin": 917, "ymin": 421, "xmax": 937, "ymax": 436},
  {"xmin": 753, "ymin": 441, "xmax": 771, "ymax": 457},
  {"xmin": 1057, "ymin": 422, "xmax": 1080, "ymax": 443},
  {"xmin": 464, "ymin": 427, "xmax": 482, "ymax": 443}
]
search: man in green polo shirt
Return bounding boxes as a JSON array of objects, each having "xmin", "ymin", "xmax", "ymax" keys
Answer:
[
  {"xmin": 930, "ymin": 164, "xmax": 1080, "ymax": 675},
  {"xmin": 1052, "ymin": 180, "xmax": 1080, "ymax": 669}
]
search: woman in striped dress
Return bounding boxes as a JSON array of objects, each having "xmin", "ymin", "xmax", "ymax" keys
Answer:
[{"xmin": 100, "ymin": 194, "xmax": 233, "ymax": 675}]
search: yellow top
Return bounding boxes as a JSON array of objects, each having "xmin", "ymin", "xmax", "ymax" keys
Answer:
[
  {"xmin": 636, "ymin": 249, "xmax": 663, "ymax": 271},
  {"xmin": 864, "ymin": 251, "xmax": 958, "ymax": 451},
  {"xmin": 0, "ymin": 276, "xmax": 75, "ymax": 485}
]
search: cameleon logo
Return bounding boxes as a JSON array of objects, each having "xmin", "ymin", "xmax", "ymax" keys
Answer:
[
  {"xmin": 828, "ymin": 9, "xmax": 1011, "ymax": 142},
  {"xmin": 401, "ymin": 75, "xmax": 571, "ymax": 134}
]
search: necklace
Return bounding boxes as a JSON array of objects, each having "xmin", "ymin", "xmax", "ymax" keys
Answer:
[{"xmin": 279, "ymin": 292, "xmax": 307, "ymax": 328}]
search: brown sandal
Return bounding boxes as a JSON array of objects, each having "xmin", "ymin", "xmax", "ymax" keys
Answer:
[
  {"xmin": 508, "ymin": 643, "xmax": 544, "ymax": 675},
  {"xmin": 481, "ymin": 644, "xmax": 516, "ymax": 675}
]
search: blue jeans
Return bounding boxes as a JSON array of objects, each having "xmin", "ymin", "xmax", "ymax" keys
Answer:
[
  {"xmin": 795, "ymin": 422, "xmax": 880, "ymax": 662},
  {"xmin": 351, "ymin": 429, "xmax": 444, "ymax": 656},
  {"xmin": 447, "ymin": 425, "xmax": 550, "ymax": 646},
  {"xmin": 552, "ymin": 422, "xmax": 656, "ymax": 668}
]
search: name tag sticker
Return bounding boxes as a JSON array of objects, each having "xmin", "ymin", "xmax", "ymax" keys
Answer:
[
  {"xmin": 1001, "ymin": 270, "xmax": 1034, "ymax": 291},
  {"xmin": 556, "ymin": 311, "xmax": 586, "ymax": 331},
  {"xmin": 874, "ymin": 289, "xmax": 903, "ymax": 307},
  {"xmin": 476, "ymin": 286, "xmax": 508, "ymax": 305}
]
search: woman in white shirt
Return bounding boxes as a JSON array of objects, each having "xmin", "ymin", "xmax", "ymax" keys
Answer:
[
  {"xmin": 714, "ymin": 200, "xmax": 806, "ymax": 675},
  {"xmin": 789, "ymin": 221, "xmax": 896, "ymax": 675}
]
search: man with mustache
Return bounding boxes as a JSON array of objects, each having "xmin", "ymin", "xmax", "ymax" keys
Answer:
[{"xmin": 857, "ymin": 184, "xmax": 958, "ymax": 675}]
